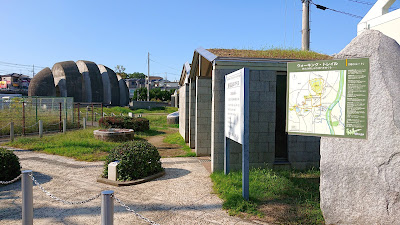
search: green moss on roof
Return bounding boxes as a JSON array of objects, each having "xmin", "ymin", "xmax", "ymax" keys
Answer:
[{"xmin": 207, "ymin": 48, "xmax": 332, "ymax": 60}]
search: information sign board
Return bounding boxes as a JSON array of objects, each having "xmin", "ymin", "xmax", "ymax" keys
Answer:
[
  {"xmin": 287, "ymin": 58, "xmax": 369, "ymax": 139},
  {"xmin": 224, "ymin": 68, "xmax": 249, "ymax": 201},
  {"xmin": 225, "ymin": 69, "xmax": 245, "ymax": 144}
]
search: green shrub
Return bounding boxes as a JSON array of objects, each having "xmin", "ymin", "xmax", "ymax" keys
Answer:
[
  {"xmin": 99, "ymin": 116, "xmax": 149, "ymax": 131},
  {"xmin": 0, "ymin": 148, "xmax": 21, "ymax": 182},
  {"xmin": 103, "ymin": 141, "xmax": 163, "ymax": 181}
]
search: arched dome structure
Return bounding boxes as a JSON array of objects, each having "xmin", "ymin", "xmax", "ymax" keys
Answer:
[{"xmin": 28, "ymin": 60, "xmax": 129, "ymax": 106}]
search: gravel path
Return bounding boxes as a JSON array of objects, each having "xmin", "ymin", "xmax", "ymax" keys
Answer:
[{"xmin": 0, "ymin": 148, "xmax": 260, "ymax": 225}]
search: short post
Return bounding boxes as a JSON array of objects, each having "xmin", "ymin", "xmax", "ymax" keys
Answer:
[
  {"xmin": 22, "ymin": 101, "xmax": 25, "ymax": 135},
  {"xmin": 22, "ymin": 170, "xmax": 33, "ymax": 225},
  {"xmin": 77, "ymin": 103, "xmax": 80, "ymax": 128},
  {"xmin": 10, "ymin": 122, "xmax": 14, "ymax": 142},
  {"xmin": 101, "ymin": 190, "xmax": 114, "ymax": 225},
  {"xmin": 101, "ymin": 103, "xmax": 103, "ymax": 120},
  {"xmin": 86, "ymin": 111, "xmax": 88, "ymax": 122},
  {"xmin": 39, "ymin": 120, "xmax": 43, "ymax": 138},
  {"xmin": 83, "ymin": 117, "xmax": 86, "ymax": 129},
  {"xmin": 59, "ymin": 102, "xmax": 62, "ymax": 132},
  {"xmin": 92, "ymin": 103, "xmax": 94, "ymax": 126},
  {"xmin": 63, "ymin": 119, "xmax": 66, "ymax": 134}
]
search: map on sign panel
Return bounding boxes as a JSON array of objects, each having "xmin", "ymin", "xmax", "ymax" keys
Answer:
[{"xmin": 287, "ymin": 70, "xmax": 346, "ymax": 136}]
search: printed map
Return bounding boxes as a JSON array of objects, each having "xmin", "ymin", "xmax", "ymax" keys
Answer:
[{"xmin": 287, "ymin": 70, "xmax": 346, "ymax": 135}]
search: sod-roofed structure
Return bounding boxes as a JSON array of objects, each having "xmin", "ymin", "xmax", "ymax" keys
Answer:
[{"xmin": 179, "ymin": 47, "xmax": 331, "ymax": 172}]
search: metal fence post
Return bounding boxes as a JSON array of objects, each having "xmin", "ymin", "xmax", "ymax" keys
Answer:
[
  {"xmin": 101, "ymin": 190, "xmax": 114, "ymax": 225},
  {"xmin": 77, "ymin": 103, "xmax": 80, "ymax": 128},
  {"xmin": 59, "ymin": 102, "xmax": 62, "ymax": 132},
  {"xmin": 22, "ymin": 170, "xmax": 33, "ymax": 225},
  {"xmin": 92, "ymin": 103, "xmax": 94, "ymax": 126},
  {"xmin": 35, "ymin": 97, "xmax": 38, "ymax": 122},
  {"xmin": 10, "ymin": 122, "xmax": 14, "ymax": 142},
  {"xmin": 83, "ymin": 117, "xmax": 86, "ymax": 129},
  {"xmin": 39, "ymin": 120, "xmax": 43, "ymax": 138},
  {"xmin": 63, "ymin": 119, "xmax": 66, "ymax": 134},
  {"xmin": 22, "ymin": 101, "xmax": 25, "ymax": 136}
]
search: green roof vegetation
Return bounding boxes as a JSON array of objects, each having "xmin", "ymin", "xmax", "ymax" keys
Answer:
[{"xmin": 207, "ymin": 48, "xmax": 332, "ymax": 60}]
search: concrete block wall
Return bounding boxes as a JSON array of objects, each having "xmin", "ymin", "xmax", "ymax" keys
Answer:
[
  {"xmin": 211, "ymin": 68, "xmax": 321, "ymax": 172},
  {"xmin": 211, "ymin": 69, "xmax": 233, "ymax": 172},
  {"xmin": 188, "ymin": 79, "xmax": 196, "ymax": 148},
  {"xmin": 226, "ymin": 70, "xmax": 277, "ymax": 171},
  {"xmin": 212, "ymin": 69, "xmax": 277, "ymax": 171},
  {"xmin": 288, "ymin": 135, "xmax": 320, "ymax": 169},
  {"xmin": 195, "ymin": 77, "xmax": 212, "ymax": 156},
  {"xmin": 179, "ymin": 84, "xmax": 189, "ymax": 142}
]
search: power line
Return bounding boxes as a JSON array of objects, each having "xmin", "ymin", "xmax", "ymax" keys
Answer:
[
  {"xmin": 0, "ymin": 61, "xmax": 45, "ymax": 69},
  {"xmin": 347, "ymin": 0, "xmax": 399, "ymax": 10},
  {"xmin": 149, "ymin": 59, "xmax": 180, "ymax": 71},
  {"xmin": 310, "ymin": 0, "xmax": 363, "ymax": 19},
  {"xmin": 347, "ymin": 0, "xmax": 373, "ymax": 6}
]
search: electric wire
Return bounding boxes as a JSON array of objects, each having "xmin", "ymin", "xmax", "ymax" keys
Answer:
[
  {"xmin": 310, "ymin": 0, "xmax": 363, "ymax": 19},
  {"xmin": 0, "ymin": 61, "xmax": 45, "ymax": 69}
]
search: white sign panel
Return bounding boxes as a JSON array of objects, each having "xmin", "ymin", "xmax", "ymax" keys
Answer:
[{"xmin": 225, "ymin": 68, "xmax": 245, "ymax": 144}]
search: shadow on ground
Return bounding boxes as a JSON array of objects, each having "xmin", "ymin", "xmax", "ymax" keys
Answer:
[{"xmin": 155, "ymin": 168, "xmax": 190, "ymax": 181}]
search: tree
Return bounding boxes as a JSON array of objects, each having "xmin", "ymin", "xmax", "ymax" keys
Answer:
[
  {"xmin": 133, "ymin": 87, "xmax": 147, "ymax": 101},
  {"xmin": 115, "ymin": 65, "xmax": 127, "ymax": 79},
  {"xmin": 127, "ymin": 72, "xmax": 146, "ymax": 79}
]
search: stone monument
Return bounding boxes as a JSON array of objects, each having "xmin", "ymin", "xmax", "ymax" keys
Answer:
[
  {"xmin": 98, "ymin": 64, "xmax": 120, "ymax": 106},
  {"xmin": 320, "ymin": 30, "xmax": 400, "ymax": 224},
  {"xmin": 52, "ymin": 61, "xmax": 83, "ymax": 102},
  {"xmin": 76, "ymin": 60, "xmax": 104, "ymax": 103}
]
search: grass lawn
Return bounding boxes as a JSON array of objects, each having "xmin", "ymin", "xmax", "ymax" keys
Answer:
[
  {"xmin": 133, "ymin": 107, "xmax": 178, "ymax": 114},
  {"xmin": 163, "ymin": 132, "xmax": 196, "ymax": 157},
  {"xmin": 3, "ymin": 106, "xmax": 184, "ymax": 161},
  {"xmin": 211, "ymin": 168, "xmax": 324, "ymax": 224},
  {"xmin": 4, "ymin": 128, "xmax": 120, "ymax": 161}
]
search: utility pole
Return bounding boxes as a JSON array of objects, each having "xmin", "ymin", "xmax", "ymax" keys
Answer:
[
  {"xmin": 147, "ymin": 52, "xmax": 150, "ymax": 101},
  {"xmin": 32, "ymin": 65, "xmax": 35, "ymax": 77},
  {"xmin": 302, "ymin": 0, "xmax": 310, "ymax": 51}
]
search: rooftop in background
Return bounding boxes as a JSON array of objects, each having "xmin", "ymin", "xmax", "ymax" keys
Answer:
[
  {"xmin": 207, "ymin": 48, "xmax": 332, "ymax": 61},
  {"xmin": 0, "ymin": 73, "xmax": 30, "ymax": 79}
]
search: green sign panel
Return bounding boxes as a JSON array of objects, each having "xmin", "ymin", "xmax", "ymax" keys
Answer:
[{"xmin": 286, "ymin": 58, "xmax": 369, "ymax": 139}]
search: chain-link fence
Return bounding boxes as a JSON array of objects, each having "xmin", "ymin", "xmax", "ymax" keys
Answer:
[
  {"xmin": 0, "ymin": 96, "xmax": 75, "ymax": 137},
  {"xmin": 73, "ymin": 102, "xmax": 104, "ymax": 127}
]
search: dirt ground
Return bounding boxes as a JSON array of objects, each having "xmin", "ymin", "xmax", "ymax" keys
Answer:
[{"xmin": 144, "ymin": 128, "xmax": 189, "ymax": 158}]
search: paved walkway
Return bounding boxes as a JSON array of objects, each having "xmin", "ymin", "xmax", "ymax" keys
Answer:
[{"xmin": 0, "ymin": 148, "xmax": 260, "ymax": 225}]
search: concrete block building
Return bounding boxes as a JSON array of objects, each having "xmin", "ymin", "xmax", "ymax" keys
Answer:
[{"xmin": 179, "ymin": 48, "xmax": 324, "ymax": 171}]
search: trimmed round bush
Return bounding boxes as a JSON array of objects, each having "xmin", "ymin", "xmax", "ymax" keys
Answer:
[
  {"xmin": 103, "ymin": 141, "xmax": 163, "ymax": 181},
  {"xmin": 0, "ymin": 148, "xmax": 21, "ymax": 182}
]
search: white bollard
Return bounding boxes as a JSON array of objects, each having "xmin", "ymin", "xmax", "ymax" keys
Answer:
[
  {"xmin": 10, "ymin": 122, "xmax": 14, "ymax": 142},
  {"xmin": 108, "ymin": 161, "xmax": 119, "ymax": 181},
  {"xmin": 83, "ymin": 117, "xmax": 86, "ymax": 129},
  {"xmin": 39, "ymin": 120, "xmax": 43, "ymax": 138},
  {"xmin": 22, "ymin": 170, "xmax": 33, "ymax": 225},
  {"xmin": 101, "ymin": 190, "xmax": 114, "ymax": 225},
  {"xmin": 128, "ymin": 112, "xmax": 133, "ymax": 118},
  {"xmin": 63, "ymin": 119, "xmax": 66, "ymax": 134}
]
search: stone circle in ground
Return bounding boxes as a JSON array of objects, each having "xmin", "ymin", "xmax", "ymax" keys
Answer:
[
  {"xmin": 93, "ymin": 129, "xmax": 134, "ymax": 142},
  {"xmin": 320, "ymin": 30, "xmax": 400, "ymax": 225}
]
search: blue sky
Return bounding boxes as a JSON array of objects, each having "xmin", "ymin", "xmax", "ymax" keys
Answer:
[{"xmin": 0, "ymin": 0, "xmax": 399, "ymax": 81}]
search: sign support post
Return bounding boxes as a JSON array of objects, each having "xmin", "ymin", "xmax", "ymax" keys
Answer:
[{"xmin": 242, "ymin": 68, "xmax": 249, "ymax": 200}]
